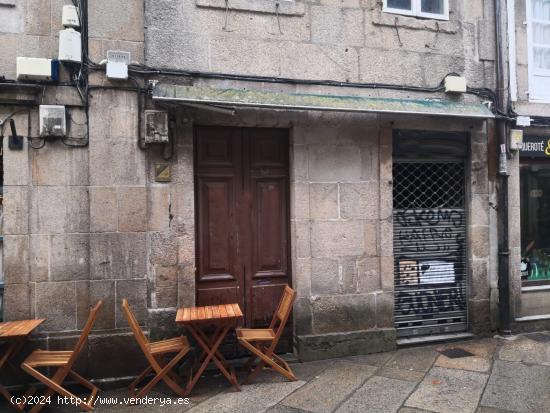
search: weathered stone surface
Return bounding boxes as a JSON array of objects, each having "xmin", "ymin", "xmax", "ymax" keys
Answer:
[
  {"xmin": 498, "ymin": 336, "xmax": 550, "ymax": 365},
  {"xmin": 77, "ymin": 280, "xmax": 116, "ymax": 330},
  {"xmin": 311, "ymin": 221, "xmax": 365, "ymax": 258},
  {"xmin": 90, "ymin": 233, "xmax": 147, "ymax": 280},
  {"xmin": 35, "ymin": 282, "xmax": 76, "ymax": 331},
  {"xmin": 346, "ymin": 351, "xmax": 394, "ymax": 367},
  {"xmin": 148, "ymin": 186, "xmax": 171, "ymax": 231},
  {"xmin": 31, "ymin": 143, "xmax": 89, "ymax": 186},
  {"xmin": 189, "ymin": 380, "xmax": 306, "ymax": 413},
  {"xmin": 90, "ymin": 187, "xmax": 118, "ymax": 232},
  {"xmin": 386, "ymin": 346, "xmax": 439, "ymax": 373},
  {"xmin": 480, "ymin": 361, "xmax": 550, "ymax": 413},
  {"xmin": 340, "ymin": 182, "xmax": 379, "ymax": 220},
  {"xmin": 375, "ymin": 292, "xmax": 394, "ymax": 328},
  {"xmin": 290, "ymin": 182, "xmax": 310, "ymax": 221},
  {"xmin": 310, "ymin": 5, "xmax": 365, "ymax": 46},
  {"xmin": 88, "ymin": 0, "xmax": 143, "ymax": 41},
  {"xmin": 50, "ymin": 234, "xmax": 90, "ymax": 281},
  {"xmin": 377, "ymin": 367, "xmax": 426, "ymax": 383},
  {"xmin": 150, "ymin": 231, "xmax": 179, "ymax": 266},
  {"xmin": 435, "ymin": 339, "xmax": 497, "ymax": 373},
  {"xmin": 405, "ymin": 367, "xmax": 488, "ymax": 413},
  {"xmin": 281, "ymin": 361, "xmax": 375, "ymax": 413},
  {"xmin": 357, "ymin": 257, "xmax": 380, "ymax": 293},
  {"xmin": 30, "ymin": 186, "xmax": 90, "ymax": 234},
  {"xmin": 308, "ymin": 145, "xmax": 362, "ymax": 181},
  {"xmin": 294, "ymin": 297, "xmax": 313, "ymax": 336},
  {"xmin": 3, "ymin": 235, "xmax": 29, "ymax": 284},
  {"xmin": 29, "ymin": 234, "xmax": 49, "ymax": 282},
  {"xmin": 115, "ymin": 279, "xmax": 147, "ymax": 328},
  {"xmin": 2, "ymin": 186, "xmax": 29, "ymax": 235},
  {"xmin": 297, "ymin": 329, "xmax": 396, "ymax": 362},
  {"xmin": 3, "ymin": 284, "xmax": 31, "ymax": 321},
  {"xmin": 88, "ymin": 334, "xmax": 146, "ymax": 379},
  {"xmin": 309, "ymin": 183, "xmax": 338, "ymax": 219},
  {"xmin": 311, "ymin": 258, "xmax": 339, "ymax": 295},
  {"xmin": 117, "ymin": 186, "xmax": 147, "ymax": 232},
  {"xmin": 311, "ymin": 294, "xmax": 375, "ymax": 334},
  {"xmin": 336, "ymin": 376, "xmax": 416, "ymax": 413}
]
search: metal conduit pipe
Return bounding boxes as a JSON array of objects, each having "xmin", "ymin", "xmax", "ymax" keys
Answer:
[{"xmin": 495, "ymin": 0, "xmax": 512, "ymax": 334}]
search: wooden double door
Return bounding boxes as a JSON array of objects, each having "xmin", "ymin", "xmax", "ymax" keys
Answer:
[{"xmin": 194, "ymin": 126, "xmax": 292, "ymax": 352}]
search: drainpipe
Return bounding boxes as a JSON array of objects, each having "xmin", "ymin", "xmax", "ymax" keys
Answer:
[{"xmin": 495, "ymin": 0, "xmax": 512, "ymax": 334}]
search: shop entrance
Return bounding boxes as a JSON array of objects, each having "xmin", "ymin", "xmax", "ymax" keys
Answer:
[
  {"xmin": 393, "ymin": 131, "xmax": 468, "ymax": 338},
  {"xmin": 194, "ymin": 126, "xmax": 292, "ymax": 353}
]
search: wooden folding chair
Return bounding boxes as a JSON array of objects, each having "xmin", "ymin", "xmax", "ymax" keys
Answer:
[
  {"xmin": 20, "ymin": 301, "xmax": 103, "ymax": 413},
  {"xmin": 237, "ymin": 285, "xmax": 297, "ymax": 384},
  {"xmin": 122, "ymin": 299, "xmax": 191, "ymax": 398}
]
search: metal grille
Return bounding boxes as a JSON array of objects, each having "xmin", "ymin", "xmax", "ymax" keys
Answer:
[
  {"xmin": 393, "ymin": 163, "xmax": 465, "ymax": 209},
  {"xmin": 393, "ymin": 161, "xmax": 468, "ymax": 338}
]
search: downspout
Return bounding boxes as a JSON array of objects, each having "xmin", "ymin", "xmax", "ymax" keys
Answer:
[{"xmin": 495, "ymin": 0, "xmax": 512, "ymax": 334}]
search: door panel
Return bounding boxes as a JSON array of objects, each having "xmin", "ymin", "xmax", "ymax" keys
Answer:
[{"xmin": 195, "ymin": 126, "xmax": 291, "ymax": 354}]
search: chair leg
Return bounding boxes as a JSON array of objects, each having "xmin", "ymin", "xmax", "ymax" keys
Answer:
[
  {"xmin": 129, "ymin": 366, "xmax": 153, "ymax": 396},
  {"xmin": 239, "ymin": 340, "xmax": 297, "ymax": 383},
  {"xmin": 22, "ymin": 365, "xmax": 94, "ymax": 413},
  {"xmin": 135, "ymin": 348, "xmax": 189, "ymax": 398}
]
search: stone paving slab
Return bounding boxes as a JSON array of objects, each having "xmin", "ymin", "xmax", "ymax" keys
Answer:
[
  {"xmin": 399, "ymin": 408, "xmax": 436, "ymax": 413},
  {"xmin": 480, "ymin": 360, "xmax": 550, "ymax": 413},
  {"xmin": 434, "ymin": 339, "xmax": 497, "ymax": 373},
  {"xmin": 345, "ymin": 351, "xmax": 394, "ymax": 367},
  {"xmin": 187, "ymin": 380, "xmax": 306, "ymax": 413},
  {"xmin": 405, "ymin": 366, "xmax": 489, "ymax": 413},
  {"xmin": 335, "ymin": 376, "xmax": 416, "ymax": 413},
  {"xmin": 376, "ymin": 366, "xmax": 426, "ymax": 383},
  {"xmin": 279, "ymin": 361, "xmax": 377, "ymax": 413},
  {"xmin": 498, "ymin": 336, "xmax": 550, "ymax": 366},
  {"xmin": 386, "ymin": 346, "xmax": 439, "ymax": 373}
]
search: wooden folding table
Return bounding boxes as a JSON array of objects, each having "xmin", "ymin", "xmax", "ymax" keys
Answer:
[
  {"xmin": 176, "ymin": 303, "xmax": 243, "ymax": 396},
  {"xmin": 0, "ymin": 319, "xmax": 45, "ymax": 412}
]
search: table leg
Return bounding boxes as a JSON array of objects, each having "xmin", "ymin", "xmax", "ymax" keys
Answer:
[
  {"xmin": 184, "ymin": 323, "xmax": 240, "ymax": 396},
  {"xmin": 0, "ymin": 339, "xmax": 26, "ymax": 412}
]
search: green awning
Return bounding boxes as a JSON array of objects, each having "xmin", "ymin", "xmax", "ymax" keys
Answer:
[{"xmin": 153, "ymin": 84, "xmax": 495, "ymax": 119}]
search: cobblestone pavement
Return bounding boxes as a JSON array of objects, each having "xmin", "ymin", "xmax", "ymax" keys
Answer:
[{"xmin": 3, "ymin": 332, "xmax": 550, "ymax": 413}]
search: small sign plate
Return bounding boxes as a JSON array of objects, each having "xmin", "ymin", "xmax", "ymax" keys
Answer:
[{"xmin": 155, "ymin": 164, "xmax": 171, "ymax": 182}]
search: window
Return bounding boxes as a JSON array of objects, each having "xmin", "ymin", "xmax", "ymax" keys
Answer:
[
  {"xmin": 520, "ymin": 160, "xmax": 550, "ymax": 285},
  {"xmin": 527, "ymin": 0, "xmax": 550, "ymax": 102},
  {"xmin": 383, "ymin": 0, "xmax": 448, "ymax": 20}
]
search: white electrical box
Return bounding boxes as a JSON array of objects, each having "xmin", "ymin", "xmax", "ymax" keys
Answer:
[
  {"xmin": 144, "ymin": 111, "xmax": 169, "ymax": 143},
  {"xmin": 59, "ymin": 28, "xmax": 81, "ymax": 63},
  {"xmin": 510, "ymin": 129, "xmax": 524, "ymax": 151},
  {"xmin": 444, "ymin": 76, "xmax": 467, "ymax": 93},
  {"xmin": 39, "ymin": 105, "xmax": 66, "ymax": 137},
  {"xmin": 106, "ymin": 50, "xmax": 130, "ymax": 80},
  {"xmin": 62, "ymin": 5, "xmax": 79, "ymax": 28},
  {"xmin": 16, "ymin": 57, "xmax": 53, "ymax": 81},
  {"xmin": 516, "ymin": 116, "xmax": 531, "ymax": 127}
]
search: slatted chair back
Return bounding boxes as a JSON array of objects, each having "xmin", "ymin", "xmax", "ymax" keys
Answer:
[
  {"xmin": 66, "ymin": 300, "xmax": 103, "ymax": 368},
  {"xmin": 122, "ymin": 299, "xmax": 153, "ymax": 360},
  {"xmin": 269, "ymin": 286, "xmax": 296, "ymax": 339}
]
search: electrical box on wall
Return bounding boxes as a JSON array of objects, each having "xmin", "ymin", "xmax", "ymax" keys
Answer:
[
  {"xmin": 144, "ymin": 110, "xmax": 169, "ymax": 143},
  {"xmin": 59, "ymin": 28, "xmax": 81, "ymax": 63},
  {"xmin": 39, "ymin": 105, "xmax": 66, "ymax": 137},
  {"xmin": 62, "ymin": 5, "xmax": 79, "ymax": 28},
  {"xmin": 510, "ymin": 129, "xmax": 524, "ymax": 151},
  {"xmin": 444, "ymin": 76, "xmax": 467, "ymax": 93},
  {"xmin": 106, "ymin": 50, "xmax": 130, "ymax": 80},
  {"xmin": 16, "ymin": 57, "xmax": 54, "ymax": 81}
]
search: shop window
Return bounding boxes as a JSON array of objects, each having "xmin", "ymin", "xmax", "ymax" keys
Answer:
[
  {"xmin": 520, "ymin": 159, "xmax": 550, "ymax": 285},
  {"xmin": 383, "ymin": 0, "xmax": 449, "ymax": 20},
  {"xmin": 527, "ymin": 0, "xmax": 550, "ymax": 102}
]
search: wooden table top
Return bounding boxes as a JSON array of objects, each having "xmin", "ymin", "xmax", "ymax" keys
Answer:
[
  {"xmin": 0, "ymin": 319, "xmax": 44, "ymax": 339},
  {"xmin": 176, "ymin": 304, "xmax": 243, "ymax": 324}
]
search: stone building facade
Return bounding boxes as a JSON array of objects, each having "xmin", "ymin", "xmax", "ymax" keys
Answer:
[{"xmin": 0, "ymin": 0, "xmax": 512, "ymax": 382}]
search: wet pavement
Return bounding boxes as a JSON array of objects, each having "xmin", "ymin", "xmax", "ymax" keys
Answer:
[{"xmin": 3, "ymin": 332, "xmax": 550, "ymax": 413}]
